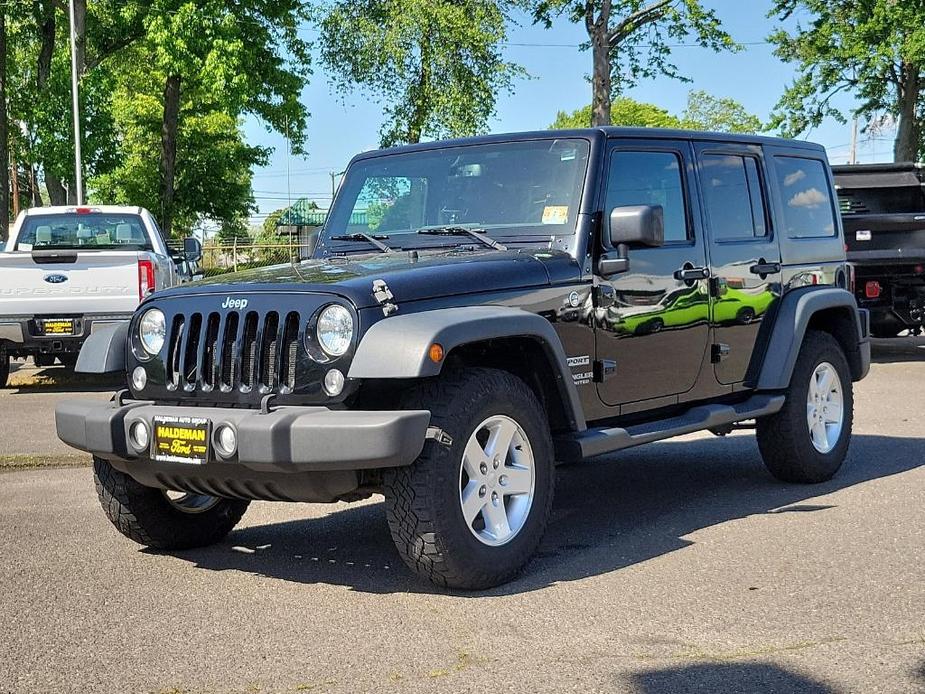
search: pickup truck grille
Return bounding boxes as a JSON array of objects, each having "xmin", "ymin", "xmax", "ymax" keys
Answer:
[{"xmin": 166, "ymin": 309, "xmax": 301, "ymax": 394}]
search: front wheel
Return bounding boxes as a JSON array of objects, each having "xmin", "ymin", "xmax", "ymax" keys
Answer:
[
  {"xmin": 756, "ymin": 331, "xmax": 854, "ymax": 483},
  {"xmin": 384, "ymin": 368, "xmax": 555, "ymax": 590},
  {"xmin": 93, "ymin": 457, "xmax": 250, "ymax": 549}
]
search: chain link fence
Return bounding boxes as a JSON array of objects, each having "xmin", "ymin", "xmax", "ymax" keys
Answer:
[{"xmin": 200, "ymin": 239, "xmax": 314, "ymax": 277}]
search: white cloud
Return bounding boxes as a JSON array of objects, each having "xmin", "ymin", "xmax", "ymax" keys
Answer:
[
  {"xmin": 789, "ymin": 187, "xmax": 827, "ymax": 208},
  {"xmin": 784, "ymin": 169, "xmax": 807, "ymax": 187}
]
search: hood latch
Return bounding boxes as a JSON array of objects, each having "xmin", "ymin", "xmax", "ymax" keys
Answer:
[{"xmin": 372, "ymin": 279, "xmax": 399, "ymax": 316}]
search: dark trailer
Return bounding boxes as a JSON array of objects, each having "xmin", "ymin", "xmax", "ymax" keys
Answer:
[{"xmin": 833, "ymin": 162, "xmax": 925, "ymax": 336}]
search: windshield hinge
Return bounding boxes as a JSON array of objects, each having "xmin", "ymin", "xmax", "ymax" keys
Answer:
[{"xmin": 372, "ymin": 279, "xmax": 399, "ymax": 316}]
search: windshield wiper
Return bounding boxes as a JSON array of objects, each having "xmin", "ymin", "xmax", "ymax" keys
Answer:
[
  {"xmin": 328, "ymin": 233, "xmax": 394, "ymax": 253},
  {"xmin": 415, "ymin": 226, "xmax": 507, "ymax": 251}
]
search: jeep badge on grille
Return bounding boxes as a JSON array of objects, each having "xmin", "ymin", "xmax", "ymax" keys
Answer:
[{"xmin": 221, "ymin": 297, "xmax": 248, "ymax": 310}]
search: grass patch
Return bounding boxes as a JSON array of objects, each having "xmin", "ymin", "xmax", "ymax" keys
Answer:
[
  {"xmin": 8, "ymin": 369, "xmax": 118, "ymax": 389},
  {"xmin": 0, "ymin": 454, "xmax": 90, "ymax": 472}
]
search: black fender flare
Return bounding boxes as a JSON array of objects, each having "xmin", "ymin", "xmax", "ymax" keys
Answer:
[
  {"xmin": 348, "ymin": 306, "xmax": 586, "ymax": 432},
  {"xmin": 754, "ymin": 287, "xmax": 870, "ymax": 390},
  {"xmin": 75, "ymin": 322, "xmax": 129, "ymax": 374}
]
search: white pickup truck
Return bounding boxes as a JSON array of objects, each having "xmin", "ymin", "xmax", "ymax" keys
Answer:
[{"xmin": 0, "ymin": 206, "xmax": 201, "ymax": 386}]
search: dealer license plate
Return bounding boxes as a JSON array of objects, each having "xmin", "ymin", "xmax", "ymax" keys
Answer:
[
  {"xmin": 39, "ymin": 318, "xmax": 76, "ymax": 336},
  {"xmin": 152, "ymin": 415, "xmax": 210, "ymax": 465}
]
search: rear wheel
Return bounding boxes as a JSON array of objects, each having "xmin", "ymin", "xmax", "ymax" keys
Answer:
[
  {"xmin": 383, "ymin": 368, "xmax": 554, "ymax": 590},
  {"xmin": 756, "ymin": 331, "xmax": 854, "ymax": 483},
  {"xmin": 93, "ymin": 457, "xmax": 249, "ymax": 549}
]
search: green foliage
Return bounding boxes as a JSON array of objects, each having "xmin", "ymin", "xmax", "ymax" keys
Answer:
[
  {"xmin": 551, "ymin": 97, "xmax": 681, "ymax": 129},
  {"xmin": 550, "ymin": 92, "xmax": 762, "ymax": 134},
  {"xmin": 680, "ymin": 90, "xmax": 764, "ymax": 133},
  {"xmin": 91, "ymin": 58, "xmax": 269, "ymax": 237},
  {"xmin": 318, "ymin": 0, "xmax": 524, "ymax": 146},
  {"xmin": 533, "ymin": 0, "xmax": 738, "ymax": 92},
  {"xmin": 767, "ymin": 0, "xmax": 925, "ymax": 159}
]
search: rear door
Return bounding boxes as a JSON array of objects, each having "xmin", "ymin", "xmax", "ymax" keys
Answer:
[
  {"xmin": 694, "ymin": 143, "xmax": 781, "ymax": 385},
  {"xmin": 594, "ymin": 139, "xmax": 711, "ymax": 406}
]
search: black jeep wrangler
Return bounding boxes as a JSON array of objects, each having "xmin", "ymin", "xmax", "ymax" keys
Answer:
[{"xmin": 57, "ymin": 129, "xmax": 871, "ymax": 589}]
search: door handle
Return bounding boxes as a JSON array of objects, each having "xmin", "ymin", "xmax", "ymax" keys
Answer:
[
  {"xmin": 674, "ymin": 265, "xmax": 710, "ymax": 282},
  {"xmin": 750, "ymin": 261, "xmax": 781, "ymax": 276}
]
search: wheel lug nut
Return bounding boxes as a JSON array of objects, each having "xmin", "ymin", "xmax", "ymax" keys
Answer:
[
  {"xmin": 479, "ymin": 485, "xmax": 487, "ymax": 497},
  {"xmin": 493, "ymin": 456, "xmax": 500, "ymax": 469},
  {"xmin": 479, "ymin": 462, "xmax": 488, "ymax": 475},
  {"xmin": 491, "ymin": 491, "xmax": 499, "ymax": 504},
  {"xmin": 499, "ymin": 474, "xmax": 508, "ymax": 486}
]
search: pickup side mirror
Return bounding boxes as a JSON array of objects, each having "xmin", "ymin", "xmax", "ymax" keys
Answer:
[
  {"xmin": 609, "ymin": 205, "xmax": 664, "ymax": 247},
  {"xmin": 183, "ymin": 237, "xmax": 203, "ymax": 263}
]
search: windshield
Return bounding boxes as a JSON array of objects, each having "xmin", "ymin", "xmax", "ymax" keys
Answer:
[
  {"xmin": 319, "ymin": 138, "xmax": 591, "ymax": 252},
  {"xmin": 15, "ymin": 213, "xmax": 152, "ymax": 251}
]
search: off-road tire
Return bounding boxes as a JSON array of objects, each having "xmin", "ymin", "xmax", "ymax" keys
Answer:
[
  {"xmin": 756, "ymin": 330, "xmax": 854, "ymax": 483},
  {"xmin": 383, "ymin": 368, "xmax": 555, "ymax": 590},
  {"xmin": 93, "ymin": 457, "xmax": 249, "ymax": 549}
]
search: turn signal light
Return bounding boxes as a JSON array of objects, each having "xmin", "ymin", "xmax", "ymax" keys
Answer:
[
  {"xmin": 429, "ymin": 343, "xmax": 445, "ymax": 363},
  {"xmin": 865, "ymin": 281, "xmax": 881, "ymax": 299}
]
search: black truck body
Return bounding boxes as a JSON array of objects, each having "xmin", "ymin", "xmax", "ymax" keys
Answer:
[{"xmin": 833, "ymin": 163, "xmax": 925, "ymax": 336}]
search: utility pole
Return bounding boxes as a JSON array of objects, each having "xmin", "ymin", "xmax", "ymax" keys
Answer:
[
  {"xmin": 849, "ymin": 117, "xmax": 859, "ymax": 165},
  {"xmin": 68, "ymin": 0, "xmax": 84, "ymax": 204}
]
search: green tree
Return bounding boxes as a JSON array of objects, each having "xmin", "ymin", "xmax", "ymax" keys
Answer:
[
  {"xmin": 318, "ymin": 0, "xmax": 523, "ymax": 147},
  {"xmin": 533, "ymin": 1, "xmax": 737, "ymax": 126},
  {"xmin": 550, "ymin": 91, "xmax": 761, "ymax": 133},
  {"xmin": 680, "ymin": 90, "xmax": 763, "ymax": 133},
  {"xmin": 140, "ymin": 0, "xmax": 311, "ymax": 236},
  {"xmin": 551, "ymin": 96, "xmax": 681, "ymax": 129},
  {"xmin": 768, "ymin": 0, "xmax": 925, "ymax": 161}
]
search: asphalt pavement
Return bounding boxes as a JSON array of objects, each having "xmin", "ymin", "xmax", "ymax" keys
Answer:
[{"xmin": 1, "ymin": 341, "xmax": 923, "ymax": 693}]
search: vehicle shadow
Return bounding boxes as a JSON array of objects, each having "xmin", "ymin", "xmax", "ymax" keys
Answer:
[
  {"xmin": 625, "ymin": 661, "xmax": 836, "ymax": 694},
  {"xmin": 870, "ymin": 335, "xmax": 925, "ymax": 363},
  {"xmin": 6, "ymin": 362, "xmax": 120, "ymax": 393},
  {"xmin": 168, "ymin": 432, "xmax": 924, "ymax": 596}
]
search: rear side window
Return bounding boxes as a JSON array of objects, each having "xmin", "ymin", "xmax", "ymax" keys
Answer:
[
  {"xmin": 773, "ymin": 157, "xmax": 838, "ymax": 239},
  {"xmin": 701, "ymin": 154, "xmax": 768, "ymax": 240},
  {"xmin": 606, "ymin": 151, "xmax": 689, "ymax": 243}
]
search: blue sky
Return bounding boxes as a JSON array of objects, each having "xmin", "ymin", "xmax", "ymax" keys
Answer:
[{"xmin": 243, "ymin": 0, "xmax": 893, "ymax": 224}]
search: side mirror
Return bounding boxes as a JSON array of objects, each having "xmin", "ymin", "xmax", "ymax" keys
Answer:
[
  {"xmin": 183, "ymin": 237, "xmax": 203, "ymax": 263},
  {"xmin": 609, "ymin": 205, "xmax": 664, "ymax": 247}
]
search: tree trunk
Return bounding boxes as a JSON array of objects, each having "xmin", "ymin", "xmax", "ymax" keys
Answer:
[
  {"xmin": 586, "ymin": 4, "xmax": 613, "ymax": 126},
  {"xmin": 0, "ymin": 9, "xmax": 9, "ymax": 241},
  {"xmin": 30, "ymin": 166, "xmax": 44, "ymax": 207},
  {"xmin": 159, "ymin": 74, "xmax": 181, "ymax": 238},
  {"xmin": 45, "ymin": 172, "xmax": 67, "ymax": 205},
  {"xmin": 894, "ymin": 62, "xmax": 921, "ymax": 162}
]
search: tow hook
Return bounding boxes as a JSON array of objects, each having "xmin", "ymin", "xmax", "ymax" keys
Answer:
[{"xmin": 426, "ymin": 426, "xmax": 453, "ymax": 447}]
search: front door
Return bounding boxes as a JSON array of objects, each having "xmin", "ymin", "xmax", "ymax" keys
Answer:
[
  {"xmin": 694, "ymin": 143, "xmax": 782, "ymax": 385},
  {"xmin": 595, "ymin": 141, "xmax": 711, "ymax": 407}
]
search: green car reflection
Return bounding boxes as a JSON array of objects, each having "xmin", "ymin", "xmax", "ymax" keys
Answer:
[{"xmin": 607, "ymin": 285, "xmax": 776, "ymax": 336}]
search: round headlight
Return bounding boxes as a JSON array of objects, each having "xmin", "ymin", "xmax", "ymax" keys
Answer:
[
  {"xmin": 316, "ymin": 305, "xmax": 353, "ymax": 357},
  {"xmin": 138, "ymin": 309, "xmax": 166, "ymax": 355}
]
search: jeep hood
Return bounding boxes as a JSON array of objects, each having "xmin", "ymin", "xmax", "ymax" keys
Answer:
[{"xmin": 154, "ymin": 249, "xmax": 573, "ymax": 308}]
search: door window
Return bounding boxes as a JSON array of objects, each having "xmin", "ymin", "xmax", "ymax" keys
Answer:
[
  {"xmin": 773, "ymin": 157, "xmax": 838, "ymax": 238},
  {"xmin": 701, "ymin": 154, "xmax": 768, "ymax": 240},
  {"xmin": 605, "ymin": 151, "xmax": 689, "ymax": 243}
]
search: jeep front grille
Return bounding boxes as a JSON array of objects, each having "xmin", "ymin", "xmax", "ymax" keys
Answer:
[{"xmin": 165, "ymin": 310, "xmax": 302, "ymax": 394}]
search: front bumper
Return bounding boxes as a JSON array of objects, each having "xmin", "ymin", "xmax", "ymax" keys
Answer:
[{"xmin": 56, "ymin": 398, "xmax": 431, "ymax": 473}]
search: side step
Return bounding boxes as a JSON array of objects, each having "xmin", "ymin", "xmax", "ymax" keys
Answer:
[{"xmin": 555, "ymin": 393, "xmax": 785, "ymax": 463}]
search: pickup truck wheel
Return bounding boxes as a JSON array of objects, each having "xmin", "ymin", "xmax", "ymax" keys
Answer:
[
  {"xmin": 383, "ymin": 368, "xmax": 554, "ymax": 590},
  {"xmin": 756, "ymin": 331, "xmax": 854, "ymax": 483},
  {"xmin": 93, "ymin": 457, "xmax": 249, "ymax": 549}
]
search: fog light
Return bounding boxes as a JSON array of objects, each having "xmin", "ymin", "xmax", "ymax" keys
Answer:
[
  {"xmin": 131, "ymin": 366, "xmax": 147, "ymax": 391},
  {"xmin": 215, "ymin": 424, "xmax": 238, "ymax": 457},
  {"xmin": 323, "ymin": 368, "xmax": 345, "ymax": 396},
  {"xmin": 130, "ymin": 420, "xmax": 149, "ymax": 451}
]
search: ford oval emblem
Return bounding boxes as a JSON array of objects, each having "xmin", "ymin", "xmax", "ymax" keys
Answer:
[{"xmin": 44, "ymin": 274, "xmax": 69, "ymax": 284}]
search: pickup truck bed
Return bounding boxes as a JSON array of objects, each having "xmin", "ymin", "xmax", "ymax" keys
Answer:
[{"xmin": 834, "ymin": 163, "xmax": 925, "ymax": 336}]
